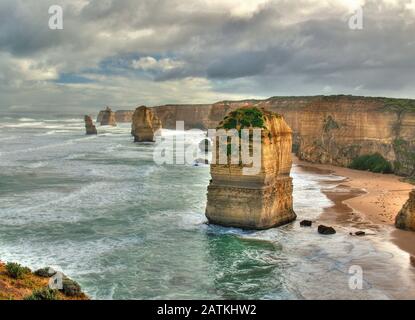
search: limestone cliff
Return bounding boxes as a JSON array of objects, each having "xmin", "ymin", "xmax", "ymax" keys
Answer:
[
  {"xmin": 396, "ymin": 190, "xmax": 415, "ymax": 231},
  {"xmin": 205, "ymin": 107, "xmax": 296, "ymax": 229},
  {"xmin": 131, "ymin": 106, "xmax": 162, "ymax": 142},
  {"xmin": 99, "ymin": 107, "xmax": 117, "ymax": 126},
  {"xmin": 153, "ymin": 104, "xmax": 212, "ymax": 129},
  {"xmin": 96, "ymin": 95, "xmax": 415, "ymax": 177},
  {"xmin": 154, "ymin": 96, "xmax": 415, "ymax": 177},
  {"xmin": 84, "ymin": 115, "xmax": 97, "ymax": 135}
]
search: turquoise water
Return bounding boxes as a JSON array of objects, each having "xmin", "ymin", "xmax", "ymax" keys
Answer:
[{"xmin": 0, "ymin": 115, "xmax": 414, "ymax": 299}]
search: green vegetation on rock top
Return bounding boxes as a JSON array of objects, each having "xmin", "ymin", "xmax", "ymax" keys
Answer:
[{"xmin": 217, "ymin": 107, "xmax": 269, "ymax": 130}]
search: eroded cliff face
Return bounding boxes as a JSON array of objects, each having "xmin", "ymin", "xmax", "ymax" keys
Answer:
[
  {"xmin": 396, "ymin": 190, "xmax": 415, "ymax": 231},
  {"xmin": 157, "ymin": 96, "xmax": 415, "ymax": 176},
  {"xmin": 205, "ymin": 107, "xmax": 296, "ymax": 229},
  {"xmin": 97, "ymin": 95, "xmax": 415, "ymax": 176},
  {"xmin": 131, "ymin": 106, "xmax": 162, "ymax": 142},
  {"xmin": 97, "ymin": 109, "xmax": 133, "ymax": 123}
]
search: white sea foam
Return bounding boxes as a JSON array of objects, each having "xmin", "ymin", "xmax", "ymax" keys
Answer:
[{"xmin": 18, "ymin": 117, "xmax": 37, "ymax": 122}]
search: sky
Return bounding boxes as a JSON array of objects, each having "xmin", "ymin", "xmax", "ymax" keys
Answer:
[{"xmin": 0, "ymin": 0, "xmax": 415, "ymax": 114}]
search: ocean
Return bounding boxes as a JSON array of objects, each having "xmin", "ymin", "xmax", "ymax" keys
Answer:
[{"xmin": 0, "ymin": 114, "xmax": 414, "ymax": 299}]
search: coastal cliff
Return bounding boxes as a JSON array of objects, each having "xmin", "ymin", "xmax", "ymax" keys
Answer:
[
  {"xmin": 154, "ymin": 96, "xmax": 415, "ymax": 177},
  {"xmin": 100, "ymin": 95, "xmax": 415, "ymax": 177},
  {"xmin": 131, "ymin": 106, "xmax": 162, "ymax": 142},
  {"xmin": 97, "ymin": 110, "xmax": 134, "ymax": 123},
  {"xmin": 205, "ymin": 107, "xmax": 296, "ymax": 229}
]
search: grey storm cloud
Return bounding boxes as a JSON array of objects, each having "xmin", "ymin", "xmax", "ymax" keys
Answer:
[{"xmin": 0, "ymin": 0, "xmax": 415, "ymax": 113}]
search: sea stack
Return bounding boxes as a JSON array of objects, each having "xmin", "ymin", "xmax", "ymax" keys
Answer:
[
  {"xmin": 100, "ymin": 107, "xmax": 117, "ymax": 126},
  {"xmin": 131, "ymin": 106, "xmax": 162, "ymax": 142},
  {"xmin": 84, "ymin": 115, "xmax": 97, "ymax": 135},
  {"xmin": 396, "ymin": 190, "xmax": 415, "ymax": 231},
  {"xmin": 205, "ymin": 107, "xmax": 296, "ymax": 229}
]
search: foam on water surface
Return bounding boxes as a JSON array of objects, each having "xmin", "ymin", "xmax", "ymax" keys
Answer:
[{"xmin": 0, "ymin": 115, "xmax": 414, "ymax": 300}]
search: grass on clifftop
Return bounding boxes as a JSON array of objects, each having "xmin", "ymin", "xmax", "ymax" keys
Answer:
[
  {"xmin": 349, "ymin": 153, "xmax": 393, "ymax": 174},
  {"xmin": 381, "ymin": 98, "xmax": 415, "ymax": 113},
  {"xmin": 0, "ymin": 261, "xmax": 88, "ymax": 300}
]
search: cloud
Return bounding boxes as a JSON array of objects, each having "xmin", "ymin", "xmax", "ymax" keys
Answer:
[{"xmin": 0, "ymin": 0, "xmax": 415, "ymax": 113}]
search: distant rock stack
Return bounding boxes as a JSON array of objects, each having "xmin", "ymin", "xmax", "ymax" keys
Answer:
[
  {"xmin": 396, "ymin": 190, "xmax": 415, "ymax": 231},
  {"xmin": 100, "ymin": 107, "xmax": 117, "ymax": 126},
  {"xmin": 84, "ymin": 115, "xmax": 97, "ymax": 135},
  {"xmin": 131, "ymin": 106, "xmax": 162, "ymax": 142},
  {"xmin": 205, "ymin": 107, "xmax": 296, "ymax": 230}
]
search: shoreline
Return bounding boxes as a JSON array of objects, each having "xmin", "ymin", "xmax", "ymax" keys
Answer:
[{"xmin": 293, "ymin": 156, "xmax": 415, "ymax": 257}]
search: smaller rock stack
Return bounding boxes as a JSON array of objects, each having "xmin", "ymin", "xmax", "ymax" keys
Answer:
[
  {"xmin": 100, "ymin": 107, "xmax": 117, "ymax": 126},
  {"xmin": 131, "ymin": 106, "xmax": 162, "ymax": 142},
  {"xmin": 84, "ymin": 115, "xmax": 97, "ymax": 135},
  {"xmin": 396, "ymin": 190, "xmax": 415, "ymax": 231}
]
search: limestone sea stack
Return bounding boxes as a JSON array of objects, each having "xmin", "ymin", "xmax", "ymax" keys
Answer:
[
  {"xmin": 396, "ymin": 190, "xmax": 415, "ymax": 231},
  {"xmin": 205, "ymin": 107, "xmax": 296, "ymax": 230},
  {"xmin": 100, "ymin": 107, "xmax": 117, "ymax": 126},
  {"xmin": 131, "ymin": 106, "xmax": 162, "ymax": 142},
  {"xmin": 84, "ymin": 115, "xmax": 97, "ymax": 135}
]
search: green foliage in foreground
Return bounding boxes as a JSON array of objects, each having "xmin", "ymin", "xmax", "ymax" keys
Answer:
[
  {"xmin": 24, "ymin": 288, "xmax": 59, "ymax": 300},
  {"xmin": 6, "ymin": 262, "xmax": 31, "ymax": 279},
  {"xmin": 349, "ymin": 153, "xmax": 393, "ymax": 174}
]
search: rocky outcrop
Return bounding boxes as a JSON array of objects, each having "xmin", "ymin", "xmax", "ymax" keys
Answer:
[
  {"xmin": 131, "ymin": 106, "xmax": 162, "ymax": 142},
  {"xmin": 84, "ymin": 115, "xmax": 97, "ymax": 135},
  {"xmin": 396, "ymin": 190, "xmax": 415, "ymax": 231},
  {"xmin": 318, "ymin": 225, "xmax": 336, "ymax": 235},
  {"xmin": 300, "ymin": 220, "xmax": 313, "ymax": 227},
  {"xmin": 97, "ymin": 109, "xmax": 134, "ymax": 123},
  {"xmin": 99, "ymin": 107, "xmax": 117, "ymax": 126},
  {"xmin": 205, "ymin": 107, "xmax": 296, "ymax": 230}
]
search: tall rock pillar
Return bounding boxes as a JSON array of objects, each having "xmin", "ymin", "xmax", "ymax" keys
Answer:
[
  {"xmin": 100, "ymin": 107, "xmax": 117, "ymax": 126},
  {"xmin": 205, "ymin": 107, "xmax": 296, "ymax": 229},
  {"xmin": 84, "ymin": 115, "xmax": 97, "ymax": 135},
  {"xmin": 131, "ymin": 106, "xmax": 162, "ymax": 142}
]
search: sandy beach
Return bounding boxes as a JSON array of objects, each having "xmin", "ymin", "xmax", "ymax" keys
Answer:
[{"xmin": 294, "ymin": 156, "xmax": 415, "ymax": 257}]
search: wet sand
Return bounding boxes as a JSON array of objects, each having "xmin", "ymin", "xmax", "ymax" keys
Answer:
[{"xmin": 293, "ymin": 156, "xmax": 415, "ymax": 257}]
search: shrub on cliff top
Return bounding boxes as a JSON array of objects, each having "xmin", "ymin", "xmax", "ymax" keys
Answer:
[
  {"xmin": 6, "ymin": 262, "xmax": 31, "ymax": 279},
  {"xmin": 61, "ymin": 277, "xmax": 82, "ymax": 297},
  {"xmin": 24, "ymin": 288, "xmax": 59, "ymax": 300},
  {"xmin": 349, "ymin": 153, "xmax": 393, "ymax": 174}
]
